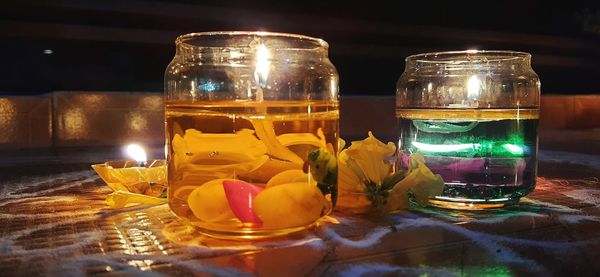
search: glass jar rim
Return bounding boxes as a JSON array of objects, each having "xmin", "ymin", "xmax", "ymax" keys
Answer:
[
  {"xmin": 175, "ymin": 31, "xmax": 329, "ymax": 50},
  {"xmin": 406, "ymin": 50, "xmax": 531, "ymax": 64}
]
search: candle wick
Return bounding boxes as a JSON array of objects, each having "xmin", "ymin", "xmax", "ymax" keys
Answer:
[{"xmin": 256, "ymin": 87, "xmax": 264, "ymax": 102}]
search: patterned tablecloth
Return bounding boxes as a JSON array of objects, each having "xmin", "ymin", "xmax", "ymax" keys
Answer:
[{"xmin": 1, "ymin": 162, "xmax": 599, "ymax": 276}]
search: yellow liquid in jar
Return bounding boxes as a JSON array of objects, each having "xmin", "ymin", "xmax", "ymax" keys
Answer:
[{"xmin": 166, "ymin": 100, "xmax": 339, "ymax": 238}]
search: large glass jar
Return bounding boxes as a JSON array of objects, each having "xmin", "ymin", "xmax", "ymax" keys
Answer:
[
  {"xmin": 396, "ymin": 50, "xmax": 540, "ymax": 210},
  {"xmin": 164, "ymin": 32, "xmax": 339, "ymax": 238}
]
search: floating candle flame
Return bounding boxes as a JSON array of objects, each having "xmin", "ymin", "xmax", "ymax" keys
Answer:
[
  {"xmin": 126, "ymin": 144, "xmax": 147, "ymax": 167},
  {"xmin": 467, "ymin": 75, "xmax": 481, "ymax": 101},
  {"xmin": 254, "ymin": 44, "xmax": 271, "ymax": 98}
]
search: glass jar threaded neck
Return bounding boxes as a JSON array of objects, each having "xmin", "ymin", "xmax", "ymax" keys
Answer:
[
  {"xmin": 405, "ymin": 50, "xmax": 532, "ymax": 72},
  {"xmin": 175, "ymin": 31, "xmax": 329, "ymax": 63}
]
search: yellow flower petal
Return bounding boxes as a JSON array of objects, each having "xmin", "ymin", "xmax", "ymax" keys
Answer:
[
  {"xmin": 238, "ymin": 158, "xmax": 302, "ymax": 183},
  {"xmin": 386, "ymin": 153, "xmax": 444, "ymax": 210},
  {"xmin": 338, "ymin": 158, "xmax": 363, "ymax": 192},
  {"xmin": 405, "ymin": 153, "xmax": 445, "ymax": 206},
  {"xmin": 266, "ymin": 169, "xmax": 312, "ymax": 188},
  {"xmin": 171, "ymin": 133, "xmax": 187, "ymax": 170},
  {"xmin": 277, "ymin": 132, "xmax": 326, "ymax": 149},
  {"xmin": 346, "ymin": 149, "xmax": 391, "ymax": 185},
  {"xmin": 180, "ymin": 155, "xmax": 269, "ymax": 181},
  {"xmin": 338, "ymin": 138, "xmax": 346, "ymax": 153},
  {"xmin": 177, "ymin": 128, "xmax": 267, "ymax": 165},
  {"xmin": 336, "ymin": 132, "xmax": 443, "ymax": 213},
  {"xmin": 336, "ymin": 190, "xmax": 372, "ymax": 213},
  {"xmin": 350, "ymin": 131, "xmax": 396, "ymax": 157},
  {"xmin": 342, "ymin": 131, "xmax": 396, "ymax": 186},
  {"xmin": 385, "ymin": 179, "xmax": 411, "ymax": 212},
  {"xmin": 251, "ymin": 119, "xmax": 304, "ymax": 164},
  {"xmin": 172, "ymin": 128, "xmax": 269, "ymax": 182}
]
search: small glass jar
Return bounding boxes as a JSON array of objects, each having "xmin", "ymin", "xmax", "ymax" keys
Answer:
[
  {"xmin": 164, "ymin": 32, "xmax": 339, "ymax": 238},
  {"xmin": 396, "ymin": 50, "xmax": 540, "ymax": 210}
]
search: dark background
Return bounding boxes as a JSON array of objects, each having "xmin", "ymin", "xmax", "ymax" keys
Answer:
[{"xmin": 1, "ymin": 0, "xmax": 600, "ymax": 95}]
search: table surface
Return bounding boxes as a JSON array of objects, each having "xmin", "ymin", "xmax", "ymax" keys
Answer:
[{"xmin": 1, "ymin": 146, "xmax": 599, "ymax": 276}]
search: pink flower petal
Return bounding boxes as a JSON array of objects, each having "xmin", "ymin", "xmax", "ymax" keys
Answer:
[{"xmin": 222, "ymin": 180, "xmax": 264, "ymax": 224}]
